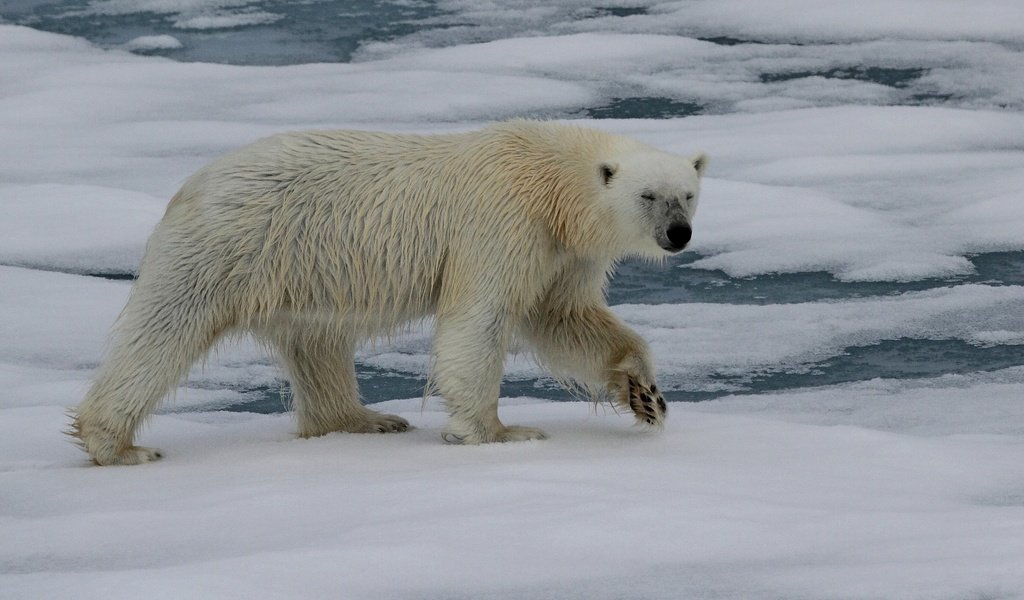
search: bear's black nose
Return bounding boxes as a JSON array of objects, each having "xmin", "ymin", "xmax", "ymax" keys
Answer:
[{"xmin": 666, "ymin": 223, "xmax": 692, "ymax": 250}]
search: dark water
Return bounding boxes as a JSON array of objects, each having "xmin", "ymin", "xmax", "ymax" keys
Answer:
[
  {"xmin": 220, "ymin": 369, "xmax": 579, "ymax": 415},
  {"xmin": 585, "ymin": 97, "xmax": 704, "ymax": 120},
  {"xmin": 1, "ymin": 0, "xmax": 443, "ymax": 64}
]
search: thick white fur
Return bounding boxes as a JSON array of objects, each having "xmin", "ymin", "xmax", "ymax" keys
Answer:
[{"xmin": 70, "ymin": 120, "xmax": 706, "ymax": 465}]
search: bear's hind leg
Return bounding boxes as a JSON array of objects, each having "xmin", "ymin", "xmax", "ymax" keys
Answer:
[
  {"xmin": 72, "ymin": 283, "xmax": 224, "ymax": 465},
  {"xmin": 266, "ymin": 326, "xmax": 409, "ymax": 437}
]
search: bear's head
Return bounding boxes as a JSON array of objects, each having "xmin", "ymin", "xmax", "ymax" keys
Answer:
[{"xmin": 596, "ymin": 148, "xmax": 708, "ymax": 259}]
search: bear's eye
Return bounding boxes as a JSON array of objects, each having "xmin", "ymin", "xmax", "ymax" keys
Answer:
[
  {"xmin": 686, "ymin": 193, "xmax": 694, "ymax": 201},
  {"xmin": 600, "ymin": 165, "xmax": 616, "ymax": 186},
  {"xmin": 640, "ymin": 192, "xmax": 656, "ymax": 202}
]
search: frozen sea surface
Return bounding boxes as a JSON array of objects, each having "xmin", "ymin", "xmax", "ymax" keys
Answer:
[{"xmin": 2, "ymin": 2, "xmax": 1024, "ymax": 599}]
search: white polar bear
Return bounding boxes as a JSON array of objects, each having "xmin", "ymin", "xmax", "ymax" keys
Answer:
[{"xmin": 70, "ymin": 120, "xmax": 707, "ymax": 465}]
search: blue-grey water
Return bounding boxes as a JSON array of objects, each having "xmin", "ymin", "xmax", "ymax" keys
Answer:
[
  {"xmin": 1, "ymin": 0, "xmax": 444, "ymax": 64},
  {"xmin": 6, "ymin": 0, "xmax": 1022, "ymax": 412}
]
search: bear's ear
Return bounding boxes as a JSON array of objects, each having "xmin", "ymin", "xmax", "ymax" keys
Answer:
[
  {"xmin": 599, "ymin": 162, "xmax": 618, "ymax": 187},
  {"xmin": 690, "ymin": 152, "xmax": 708, "ymax": 178}
]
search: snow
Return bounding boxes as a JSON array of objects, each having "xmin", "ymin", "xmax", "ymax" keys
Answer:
[
  {"xmin": 696, "ymin": 367, "xmax": 1024, "ymax": 437},
  {"xmin": 72, "ymin": 0, "xmax": 283, "ymax": 30},
  {"xmin": 0, "ymin": 185, "xmax": 165, "ymax": 274},
  {"xmin": 122, "ymin": 34, "xmax": 183, "ymax": 52},
  {"xmin": 3, "ymin": 398, "xmax": 1024, "ymax": 599},
  {"xmin": 640, "ymin": 0, "xmax": 1024, "ymax": 43},
  {"xmin": 3, "ymin": 2, "xmax": 1024, "ymax": 597},
  {"xmin": 360, "ymin": 33, "xmax": 1024, "ymax": 113},
  {"xmin": 171, "ymin": 11, "xmax": 281, "ymax": 30},
  {"xmin": 413, "ymin": 0, "xmax": 1024, "ymax": 44}
]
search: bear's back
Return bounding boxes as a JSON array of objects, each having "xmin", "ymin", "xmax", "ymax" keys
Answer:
[{"xmin": 155, "ymin": 122, "xmax": 623, "ymax": 329}]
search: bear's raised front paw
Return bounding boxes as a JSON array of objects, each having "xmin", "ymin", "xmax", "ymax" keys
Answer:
[
  {"xmin": 626, "ymin": 376, "xmax": 667, "ymax": 428},
  {"xmin": 92, "ymin": 446, "xmax": 164, "ymax": 466}
]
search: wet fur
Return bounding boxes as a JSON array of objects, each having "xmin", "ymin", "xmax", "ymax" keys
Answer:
[{"xmin": 70, "ymin": 120, "xmax": 704, "ymax": 464}]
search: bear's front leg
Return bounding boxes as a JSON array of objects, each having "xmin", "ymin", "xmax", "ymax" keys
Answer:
[
  {"xmin": 432, "ymin": 307, "xmax": 546, "ymax": 444},
  {"xmin": 521, "ymin": 298, "xmax": 668, "ymax": 429}
]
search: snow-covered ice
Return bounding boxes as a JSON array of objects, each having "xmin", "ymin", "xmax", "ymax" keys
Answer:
[
  {"xmin": 122, "ymin": 34, "xmax": 183, "ymax": 52},
  {"xmin": 4, "ymin": 395, "xmax": 1024, "ymax": 600},
  {"xmin": 2, "ymin": 1, "xmax": 1024, "ymax": 597}
]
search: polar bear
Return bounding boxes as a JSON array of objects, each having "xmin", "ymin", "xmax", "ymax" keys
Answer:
[{"xmin": 70, "ymin": 120, "xmax": 707, "ymax": 465}]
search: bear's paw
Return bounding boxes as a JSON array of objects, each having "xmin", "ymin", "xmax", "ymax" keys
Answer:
[
  {"xmin": 626, "ymin": 376, "xmax": 667, "ymax": 429},
  {"xmin": 91, "ymin": 446, "xmax": 164, "ymax": 466},
  {"xmin": 353, "ymin": 413, "xmax": 411, "ymax": 434},
  {"xmin": 442, "ymin": 424, "xmax": 547, "ymax": 445}
]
